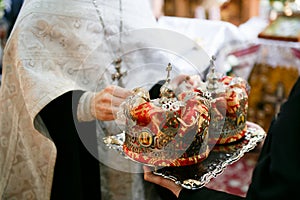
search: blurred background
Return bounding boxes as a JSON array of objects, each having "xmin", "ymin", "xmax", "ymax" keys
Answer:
[
  {"xmin": 150, "ymin": 0, "xmax": 300, "ymax": 132},
  {"xmin": 150, "ymin": 0, "xmax": 300, "ymax": 25}
]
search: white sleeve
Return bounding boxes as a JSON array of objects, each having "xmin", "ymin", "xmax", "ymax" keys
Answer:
[{"xmin": 77, "ymin": 91, "xmax": 96, "ymax": 122}]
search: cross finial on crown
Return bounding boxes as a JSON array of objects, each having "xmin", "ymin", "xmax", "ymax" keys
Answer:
[
  {"xmin": 160, "ymin": 63, "xmax": 175, "ymax": 99},
  {"xmin": 166, "ymin": 63, "xmax": 172, "ymax": 83},
  {"xmin": 206, "ymin": 55, "xmax": 218, "ymax": 91}
]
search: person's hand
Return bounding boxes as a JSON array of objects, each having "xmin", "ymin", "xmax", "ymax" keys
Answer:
[
  {"xmin": 143, "ymin": 166, "xmax": 183, "ymax": 198},
  {"xmin": 169, "ymin": 74, "xmax": 203, "ymax": 96},
  {"xmin": 91, "ymin": 85, "xmax": 132, "ymax": 121},
  {"xmin": 169, "ymin": 74, "xmax": 190, "ymax": 87},
  {"xmin": 170, "ymin": 74, "xmax": 201, "ymax": 89}
]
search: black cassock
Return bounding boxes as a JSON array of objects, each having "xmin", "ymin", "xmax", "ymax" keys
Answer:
[{"xmin": 39, "ymin": 91, "xmax": 101, "ymax": 200}]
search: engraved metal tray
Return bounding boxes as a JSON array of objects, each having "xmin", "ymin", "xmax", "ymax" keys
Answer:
[{"xmin": 103, "ymin": 123, "xmax": 266, "ymax": 190}]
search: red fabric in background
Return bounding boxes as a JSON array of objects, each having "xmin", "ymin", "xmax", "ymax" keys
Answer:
[{"xmin": 205, "ymin": 151, "xmax": 259, "ymax": 197}]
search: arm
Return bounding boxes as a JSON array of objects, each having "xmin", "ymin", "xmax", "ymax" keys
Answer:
[{"xmin": 37, "ymin": 85, "xmax": 132, "ymax": 198}]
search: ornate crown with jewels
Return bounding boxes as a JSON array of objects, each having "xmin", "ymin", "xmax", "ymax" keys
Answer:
[
  {"xmin": 202, "ymin": 57, "xmax": 250, "ymax": 144},
  {"xmin": 121, "ymin": 63, "xmax": 212, "ymax": 167}
]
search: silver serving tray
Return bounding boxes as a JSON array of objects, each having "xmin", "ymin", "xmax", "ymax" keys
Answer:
[{"xmin": 103, "ymin": 124, "xmax": 265, "ymax": 190}]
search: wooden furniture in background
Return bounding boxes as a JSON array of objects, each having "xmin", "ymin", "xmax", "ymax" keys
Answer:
[
  {"xmin": 164, "ymin": 0, "xmax": 202, "ymax": 18},
  {"xmin": 163, "ymin": 0, "xmax": 260, "ymax": 26},
  {"xmin": 221, "ymin": 0, "xmax": 260, "ymax": 25}
]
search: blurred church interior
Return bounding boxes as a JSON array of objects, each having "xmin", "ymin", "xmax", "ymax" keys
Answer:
[
  {"xmin": 151, "ymin": 0, "xmax": 300, "ymax": 132},
  {"xmin": 149, "ymin": 0, "xmax": 300, "ymax": 197}
]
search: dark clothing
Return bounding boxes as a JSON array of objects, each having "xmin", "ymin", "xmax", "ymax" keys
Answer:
[
  {"xmin": 39, "ymin": 91, "xmax": 101, "ymax": 200},
  {"xmin": 178, "ymin": 77, "xmax": 300, "ymax": 200},
  {"xmin": 0, "ymin": 0, "xmax": 24, "ymax": 76},
  {"xmin": 3, "ymin": 0, "xmax": 24, "ymax": 38}
]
